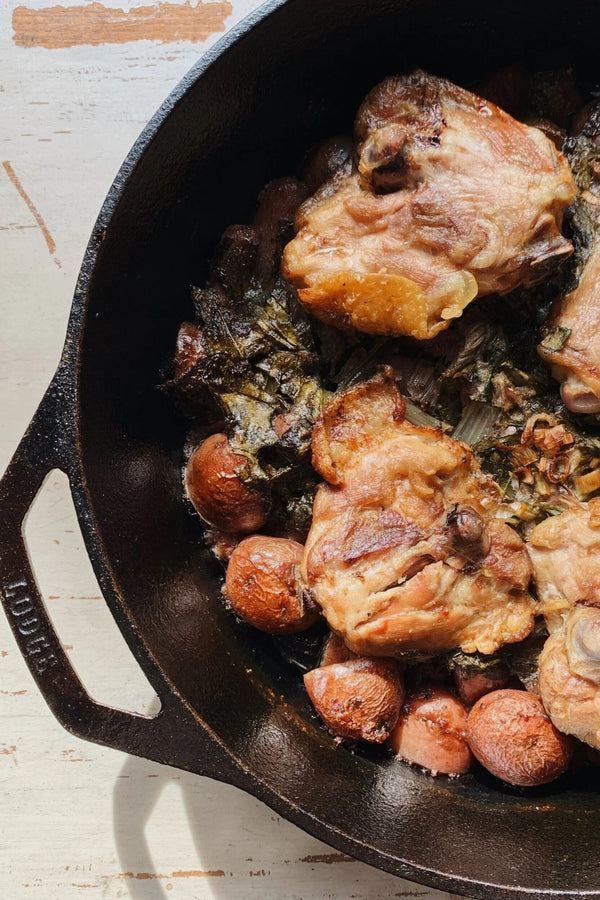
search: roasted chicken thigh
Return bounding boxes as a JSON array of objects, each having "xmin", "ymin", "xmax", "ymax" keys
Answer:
[
  {"xmin": 300, "ymin": 369, "xmax": 535, "ymax": 656},
  {"xmin": 283, "ymin": 70, "xmax": 576, "ymax": 340}
]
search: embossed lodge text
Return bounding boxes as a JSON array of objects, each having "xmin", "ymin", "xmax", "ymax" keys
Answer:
[{"xmin": 3, "ymin": 577, "xmax": 58, "ymax": 673}]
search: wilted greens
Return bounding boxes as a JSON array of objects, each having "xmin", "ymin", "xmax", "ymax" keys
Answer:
[{"xmin": 171, "ymin": 223, "xmax": 328, "ymax": 536}]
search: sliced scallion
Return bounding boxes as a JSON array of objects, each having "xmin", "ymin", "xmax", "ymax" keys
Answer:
[
  {"xmin": 540, "ymin": 326, "xmax": 571, "ymax": 352},
  {"xmin": 403, "ymin": 397, "xmax": 444, "ymax": 429},
  {"xmin": 452, "ymin": 400, "xmax": 499, "ymax": 446}
]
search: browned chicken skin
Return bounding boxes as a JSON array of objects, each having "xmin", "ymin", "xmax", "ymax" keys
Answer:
[
  {"xmin": 538, "ymin": 236, "xmax": 600, "ymax": 414},
  {"xmin": 300, "ymin": 369, "xmax": 535, "ymax": 656},
  {"xmin": 528, "ymin": 503, "xmax": 600, "ymax": 748},
  {"xmin": 538, "ymin": 604, "xmax": 600, "ymax": 749},
  {"xmin": 283, "ymin": 70, "xmax": 576, "ymax": 340},
  {"xmin": 527, "ymin": 501, "xmax": 600, "ymax": 630}
]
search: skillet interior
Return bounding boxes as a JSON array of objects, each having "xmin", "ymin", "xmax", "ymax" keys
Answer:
[{"xmin": 75, "ymin": 0, "xmax": 600, "ymax": 895}]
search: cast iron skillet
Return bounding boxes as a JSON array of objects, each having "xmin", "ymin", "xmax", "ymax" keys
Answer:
[{"xmin": 3, "ymin": 1, "xmax": 600, "ymax": 896}]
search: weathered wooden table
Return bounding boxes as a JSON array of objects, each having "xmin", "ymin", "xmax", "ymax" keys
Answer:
[{"xmin": 0, "ymin": 1, "xmax": 461, "ymax": 896}]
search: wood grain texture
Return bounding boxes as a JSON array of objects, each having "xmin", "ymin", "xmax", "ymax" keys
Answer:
[{"xmin": 0, "ymin": 1, "xmax": 463, "ymax": 896}]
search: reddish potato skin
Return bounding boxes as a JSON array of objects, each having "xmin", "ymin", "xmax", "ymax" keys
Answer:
[
  {"xmin": 225, "ymin": 536, "xmax": 319, "ymax": 634},
  {"xmin": 185, "ymin": 433, "xmax": 267, "ymax": 533},
  {"xmin": 467, "ymin": 689, "xmax": 573, "ymax": 787},
  {"xmin": 304, "ymin": 658, "xmax": 403, "ymax": 743},
  {"xmin": 390, "ymin": 687, "xmax": 472, "ymax": 775}
]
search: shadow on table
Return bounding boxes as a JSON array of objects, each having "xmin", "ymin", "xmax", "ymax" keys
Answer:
[{"xmin": 112, "ymin": 752, "xmax": 447, "ymax": 899}]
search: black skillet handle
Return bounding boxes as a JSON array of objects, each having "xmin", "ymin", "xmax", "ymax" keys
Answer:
[{"xmin": 0, "ymin": 372, "xmax": 241, "ymax": 782}]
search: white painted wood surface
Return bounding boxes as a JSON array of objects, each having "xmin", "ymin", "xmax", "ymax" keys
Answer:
[{"xmin": 0, "ymin": 2, "xmax": 464, "ymax": 896}]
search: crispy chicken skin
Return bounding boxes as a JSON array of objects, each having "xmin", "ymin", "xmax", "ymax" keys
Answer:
[
  {"xmin": 538, "ymin": 237, "xmax": 600, "ymax": 414},
  {"xmin": 527, "ymin": 502, "xmax": 600, "ymax": 631},
  {"xmin": 529, "ymin": 504, "xmax": 600, "ymax": 748},
  {"xmin": 300, "ymin": 369, "xmax": 535, "ymax": 656},
  {"xmin": 283, "ymin": 70, "xmax": 576, "ymax": 340},
  {"xmin": 538, "ymin": 604, "xmax": 600, "ymax": 749}
]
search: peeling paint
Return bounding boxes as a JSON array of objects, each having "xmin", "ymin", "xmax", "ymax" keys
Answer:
[
  {"xmin": 12, "ymin": 0, "xmax": 233, "ymax": 49},
  {"xmin": 2, "ymin": 160, "xmax": 56, "ymax": 255},
  {"xmin": 298, "ymin": 853, "xmax": 355, "ymax": 865},
  {"xmin": 1, "ymin": 744, "xmax": 18, "ymax": 765},
  {"xmin": 61, "ymin": 748, "xmax": 92, "ymax": 762},
  {"xmin": 393, "ymin": 892, "xmax": 435, "ymax": 898},
  {"xmin": 114, "ymin": 869, "xmax": 226, "ymax": 879},
  {"xmin": 171, "ymin": 870, "xmax": 226, "ymax": 878}
]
